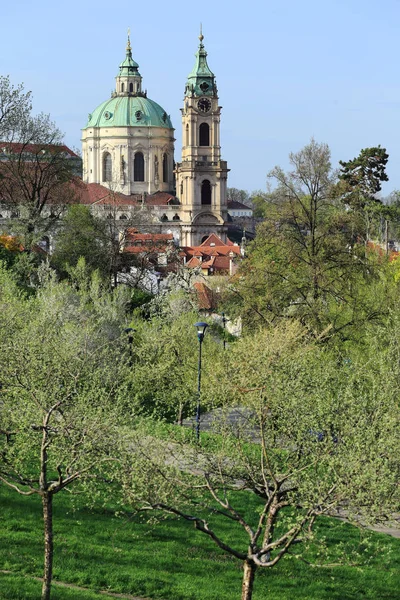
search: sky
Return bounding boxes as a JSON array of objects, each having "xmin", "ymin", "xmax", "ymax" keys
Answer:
[{"xmin": 2, "ymin": 0, "xmax": 400, "ymax": 196}]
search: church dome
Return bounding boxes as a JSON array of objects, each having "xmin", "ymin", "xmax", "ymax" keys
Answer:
[{"xmin": 85, "ymin": 95, "xmax": 173, "ymax": 129}]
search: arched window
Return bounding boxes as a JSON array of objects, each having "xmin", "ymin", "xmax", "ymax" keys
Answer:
[
  {"xmin": 103, "ymin": 152, "xmax": 112, "ymax": 182},
  {"xmin": 160, "ymin": 213, "xmax": 168, "ymax": 222},
  {"xmin": 172, "ymin": 213, "xmax": 180, "ymax": 221},
  {"xmin": 162, "ymin": 153, "xmax": 168, "ymax": 183},
  {"xmin": 134, "ymin": 152, "xmax": 144, "ymax": 181},
  {"xmin": 185, "ymin": 124, "xmax": 189, "ymax": 146},
  {"xmin": 201, "ymin": 180, "xmax": 211, "ymax": 205},
  {"xmin": 121, "ymin": 82, "xmax": 124, "ymax": 93},
  {"xmin": 199, "ymin": 123, "xmax": 209, "ymax": 146},
  {"xmin": 129, "ymin": 82, "xmax": 133, "ymax": 93},
  {"xmin": 119, "ymin": 214, "xmax": 128, "ymax": 220}
]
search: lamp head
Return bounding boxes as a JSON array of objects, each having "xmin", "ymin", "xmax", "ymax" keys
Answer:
[{"xmin": 194, "ymin": 321, "xmax": 208, "ymax": 341}]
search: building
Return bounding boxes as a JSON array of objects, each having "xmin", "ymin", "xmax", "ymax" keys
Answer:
[
  {"xmin": 182, "ymin": 233, "xmax": 241, "ymax": 276},
  {"xmin": 81, "ymin": 31, "xmax": 229, "ymax": 247}
]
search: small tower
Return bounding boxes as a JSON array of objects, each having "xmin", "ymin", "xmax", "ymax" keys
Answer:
[{"xmin": 175, "ymin": 29, "xmax": 229, "ymax": 246}]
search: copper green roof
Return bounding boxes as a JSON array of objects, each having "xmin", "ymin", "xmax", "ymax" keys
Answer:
[
  {"xmin": 118, "ymin": 35, "xmax": 140, "ymax": 76},
  {"xmin": 84, "ymin": 96, "xmax": 173, "ymax": 129},
  {"xmin": 185, "ymin": 33, "xmax": 216, "ymax": 97}
]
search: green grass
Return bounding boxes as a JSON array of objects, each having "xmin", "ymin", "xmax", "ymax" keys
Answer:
[{"xmin": 0, "ymin": 484, "xmax": 399, "ymax": 600}]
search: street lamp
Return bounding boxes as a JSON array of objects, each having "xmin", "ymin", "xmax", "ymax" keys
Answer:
[
  {"xmin": 124, "ymin": 327, "xmax": 135, "ymax": 366},
  {"xmin": 194, "ymin": 321, "xmax": 208, "ymax": 442},
  {"xmin": 221, "ymin": 312, "xmax": 227, "ymax": 350}
]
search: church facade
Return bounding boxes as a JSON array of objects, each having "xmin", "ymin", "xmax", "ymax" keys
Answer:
[{"xmin": 81, "ymin": 32, "xmax": 229, "ymax": 246}]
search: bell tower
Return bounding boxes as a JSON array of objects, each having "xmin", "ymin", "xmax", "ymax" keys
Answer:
[{"xmin": 175, "ymin": 30, "xmax": 229, "ymax": 246}]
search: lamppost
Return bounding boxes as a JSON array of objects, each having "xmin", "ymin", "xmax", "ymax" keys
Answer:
[
  {"xmin": 194, "ymin": 321, "xmax": 208, "ymax": 442},
  {"xmin": 221, "ymin": 312, "xmax": 227, "ymax": 350},
  {"xmin": 124, "ymin": 327, "xmax": 135, "ymax": 366}
]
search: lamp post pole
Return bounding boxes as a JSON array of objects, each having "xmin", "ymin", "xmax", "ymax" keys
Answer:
[
  {"xmin": 124, "ymin": 327, "xmax": 135, "ymax": 367},
  {"xmin": 194, "ymin": 322, "xmax": 208, "ymax": 442},
  {"xmin": 222, "ymin": 312, "xmax": 227, "ymax": 350}
]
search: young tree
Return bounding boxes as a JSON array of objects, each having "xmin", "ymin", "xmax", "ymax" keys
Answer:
[
  {"xmin": 0, "ymin": 266, "xmax": 131, "ymax": 600},
  {"xmin": 121, "ymin": 322, "xmax": 400, "ymax": 600}
]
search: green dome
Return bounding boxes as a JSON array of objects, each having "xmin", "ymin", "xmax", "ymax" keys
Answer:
[{"xmin": 84, "ymin": 96, "xmax": 173, "ymax": 129}]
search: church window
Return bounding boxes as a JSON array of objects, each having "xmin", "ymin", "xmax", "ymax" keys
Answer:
[
  {"xmin": 134, "ymin": 152, "xmax": 145, "ymax": 181},
  {"xmin": 201, "ymin": 180, "xmax": 211, "ymax": 205},
  {"xmin": 129, "ymin": 82, "xmax": 134, "ymax": 93},
  {"xmin": 121, "ymin": 83, "xmax": 124, "ymax": 92},
  {"xmin": 103, "ymin": 152, "xmax": 112, "ymax": 182},
  {"xmin": 162, "ymin": 153, "xmax": 168, "ymax": 182},
  {"xmin": 160, "ymin": 213, "xmax": 168, "ymax": 222},
  {"xmin": 199, "ymin": 123, "xmax": 209, "ymax": 146},
  {"xmin": 185, "ymin": 124, "xmax": 189, "ymax": 146},
  {"xmin": 172, "ymin": 213, "xmax": 180, "ymax": 221}
]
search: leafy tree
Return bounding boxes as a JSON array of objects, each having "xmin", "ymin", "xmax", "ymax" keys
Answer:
[
  {"xmin": 128, "ymin": 310, "xmax": 223, "ymax": 423},
  {"xmin": 51, "ymin": 204, "xmax": 109, "ymax": 279},
  {"xmin": 338, "ymin": 146, "xmax": 389, "ymax": 243},
  {"xmin": 229, "ymin": 139, "xmax": 381, "ymax": 339},
  {"xmin": 122, "ymin": 321, "xmax": 400, "ymax": 600},
  {"xmin": 0, "ymin": 266, "xmax": 131, "ymax": 600}
]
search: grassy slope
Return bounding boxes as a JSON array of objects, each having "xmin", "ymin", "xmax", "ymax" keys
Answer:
[{"xmin": 0, "ymin": 484, "xmax": 399, "ymax": 600}]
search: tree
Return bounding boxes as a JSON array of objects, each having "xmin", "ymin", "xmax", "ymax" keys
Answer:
[
  {"xmin": 0, "ymin": 80, "xmax": 79, "ymax": 247},
  {"xmin": 121, "ymin": 321, "xmax": 400, "ymax": 600},
  {"xmin": 338, "ymin": 146, "xmax": 389, "ymax": 243},
  {"xmin": 0, "ymin": 266, "xmax": 131, "ymax": 600},
  {"xmin": 51, "ymin": 204, "xmax": 110, "ymax": 279},
  {"xmin": 0, "ymin": 75, "xmax": 32, "ymax": 138},
  {"xmin": 229, "ymin": 139, "xmax": 380, "ymax": 339}
]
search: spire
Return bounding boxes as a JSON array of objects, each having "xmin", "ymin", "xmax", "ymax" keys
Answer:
[
  {"xmin": 126, "ymin": 28, "xmax": 132, "ymax": 56},
  {"xmin": 199, "ymin": 23, "xmax": 204, "ymax": 44},
  {"xmin": 185, "ymin": 29, "xmax": 216, "ymax": 98}
]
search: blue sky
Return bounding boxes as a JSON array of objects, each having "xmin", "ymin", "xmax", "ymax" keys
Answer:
[{"xmin": 2, "ymin": 0, "xmax": 400, "ymax": 195}]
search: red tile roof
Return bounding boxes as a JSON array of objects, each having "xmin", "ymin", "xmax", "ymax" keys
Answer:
[
  {"xmin": 0, "ymin": 142, "xmax": 79, "ymax": 158},
  {"xmin": 193, "ymin": 282, "xmax": 216, "ymax": 310}
]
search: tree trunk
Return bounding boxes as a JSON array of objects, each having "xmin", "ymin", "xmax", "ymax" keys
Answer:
[
  {"xmin": 241, "ymin": 559, "xmax": 257, "ymax": 600},
  {"xmin": 41, "ymin": 492, "xmax": 53, "ymax": 600}
]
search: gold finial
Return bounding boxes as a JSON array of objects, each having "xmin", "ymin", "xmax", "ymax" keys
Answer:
[
  {"xmin": 199, "ymin": 23, "xmax": 204, "ymax": 43},
  {"xmin": 127, "ymin": 27, "xmax": 131, "ymax": 51}
]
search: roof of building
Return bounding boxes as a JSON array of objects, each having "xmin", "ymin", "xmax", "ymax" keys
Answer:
[
  {"xmin": 84, "ymin": 38, "xmax": 173, "ymax": 130},
  {"xmin": 123, "ymin": 228, "xmax": 174, "ymax": 254},
  {"xmin": 75, "ymin": 183, "xmax": 178, "ymax": 208},
  {"xmin": 182, "ymin": 233, "xmax": 241, "ymax": 274},
  {"xmin": 85, "ymin": 96, "xmax": 173, "ymax": 129},
  {"xmin": 0, "ymin": 143, "xmax": 79, "ymax": 158},
  {"xmin": 118, "ymin": 35, "xmax": 140, "ymax": 75},
  {"xmin": 227, "ymin": 200, "xmax": 253, "ymax": 211},
  {"xmin": 193, "ymin": 282, "xmax": 216, "ymax": 310},
  {"xmin": 185, "ymin": 31, "xmax": 216, "ymax": 97}
]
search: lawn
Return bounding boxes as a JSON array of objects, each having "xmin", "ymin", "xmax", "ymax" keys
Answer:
[{"xmin": 0, "ymin": 484, "xmax": 399, "ymax": 600}]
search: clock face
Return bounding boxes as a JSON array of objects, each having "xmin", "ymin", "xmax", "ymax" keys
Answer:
[{"xmin": 197, "ymin": 98, "xmax": 211, "ymax": 113}]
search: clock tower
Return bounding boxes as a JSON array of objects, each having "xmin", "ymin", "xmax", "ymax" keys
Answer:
[{"xmin": 175, "ymin": 31, "xmax": 229, "ymax": 246}]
